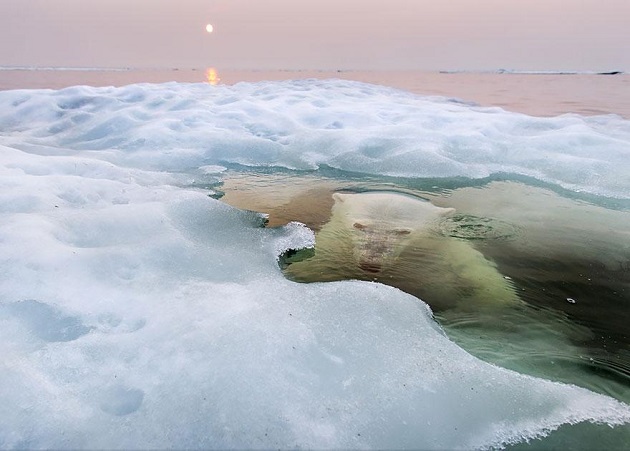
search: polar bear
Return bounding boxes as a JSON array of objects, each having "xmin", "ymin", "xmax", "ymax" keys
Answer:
[
  {"xmin": 332, "ymin": 191, "xmax": 455, "ymax": 273},
  {"xmin": 284, "ymin": 191, "xmax": 519, "ymax": 311}
]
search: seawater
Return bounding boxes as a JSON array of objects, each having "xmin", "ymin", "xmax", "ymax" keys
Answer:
[{"xmin": 219, "ymin": 168, "xmax": 630, "ymax": 412}]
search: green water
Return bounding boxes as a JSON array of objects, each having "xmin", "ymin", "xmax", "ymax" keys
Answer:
[{"xmin": 216, "ymin": 167, "xmax": 630, "ymax": 448}]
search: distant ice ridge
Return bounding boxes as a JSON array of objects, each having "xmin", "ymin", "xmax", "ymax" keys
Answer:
[
  {"xmin": 1, "ymin": 80, "xmax": 630, "ymax": 448},
  {"xmin": 0, "ymin": 79, "xmax": 629, "ymax": 199}
]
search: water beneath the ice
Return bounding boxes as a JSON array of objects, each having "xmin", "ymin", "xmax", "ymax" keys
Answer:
[{"xmin": 219, "ymin": 168, "xmax": 630, "ymax": 416}]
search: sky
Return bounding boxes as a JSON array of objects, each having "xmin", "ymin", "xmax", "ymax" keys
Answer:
[{"xmin": 1, "ymin": 0, "xmax": 629, "ymax": 72}]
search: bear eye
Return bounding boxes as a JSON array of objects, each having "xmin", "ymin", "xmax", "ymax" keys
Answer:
[
  {"xmin": 353, "ymin": 222, "xmax": 367, "ymax": 230},
  {"xmin": 394, "ymin": 229, "xmax": 411, "ymax": 235}
]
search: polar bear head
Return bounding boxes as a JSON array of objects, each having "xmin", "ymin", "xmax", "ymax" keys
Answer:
[{"xmin": 331, "ymin": 192, "xmax": 455, "ymax": 273}]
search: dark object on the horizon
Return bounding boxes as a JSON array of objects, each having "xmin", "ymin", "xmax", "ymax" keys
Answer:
[{"xmin": 598, "ymin": 71, "xmax": 623, "ymax": 75}]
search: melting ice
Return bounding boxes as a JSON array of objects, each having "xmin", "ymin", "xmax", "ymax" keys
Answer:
[{"xmin": 1, "ymin": 80, "xmax": 630, "ymax": 449}]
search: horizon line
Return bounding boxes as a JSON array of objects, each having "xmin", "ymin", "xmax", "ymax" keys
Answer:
[{"xmin": 0, "ymin": 65, "xmax": 625, "ymax": 76}]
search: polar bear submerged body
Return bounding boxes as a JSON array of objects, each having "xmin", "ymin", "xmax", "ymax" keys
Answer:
[{"xmin": 284, "ymin": 191, "xmax": 519, "ymax": 310}]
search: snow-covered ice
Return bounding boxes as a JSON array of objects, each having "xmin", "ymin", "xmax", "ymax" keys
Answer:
[{"xmin": 1, "ymin": 80, "xmax": 629, "ymax": 449}]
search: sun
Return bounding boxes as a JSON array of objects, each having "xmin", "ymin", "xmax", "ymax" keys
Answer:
[{"xmin": 205, "ymin": 24, "xmax": 214, "ymax": 33}]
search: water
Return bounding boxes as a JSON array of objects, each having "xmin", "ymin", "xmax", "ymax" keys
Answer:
[{"xmin": 219, "ymin": 168, "xmax": 630, "ymax": 411}]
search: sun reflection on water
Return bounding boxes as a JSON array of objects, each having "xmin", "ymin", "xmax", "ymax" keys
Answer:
[{"xmin": 205, "ymin": 67, "xmax": 220, "ymax": 85}]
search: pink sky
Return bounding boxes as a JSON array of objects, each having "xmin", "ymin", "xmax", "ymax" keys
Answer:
[{"xmin": 1, "ymin": 0, "xmax": 628, "ymax": 71}]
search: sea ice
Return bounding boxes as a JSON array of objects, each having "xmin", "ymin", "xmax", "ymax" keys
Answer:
[
  {"xmin": 0, "ymin": 79, "xmax": 629, "ymax": 197},
  {"xmin": 0, "ymin": 80, "xmax": 629, "ymax": 448}
]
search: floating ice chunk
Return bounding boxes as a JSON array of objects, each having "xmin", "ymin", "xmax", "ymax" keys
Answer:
[{"xmin": 271, "ymin": 220, "xmax": 316, "ymax": 259}]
